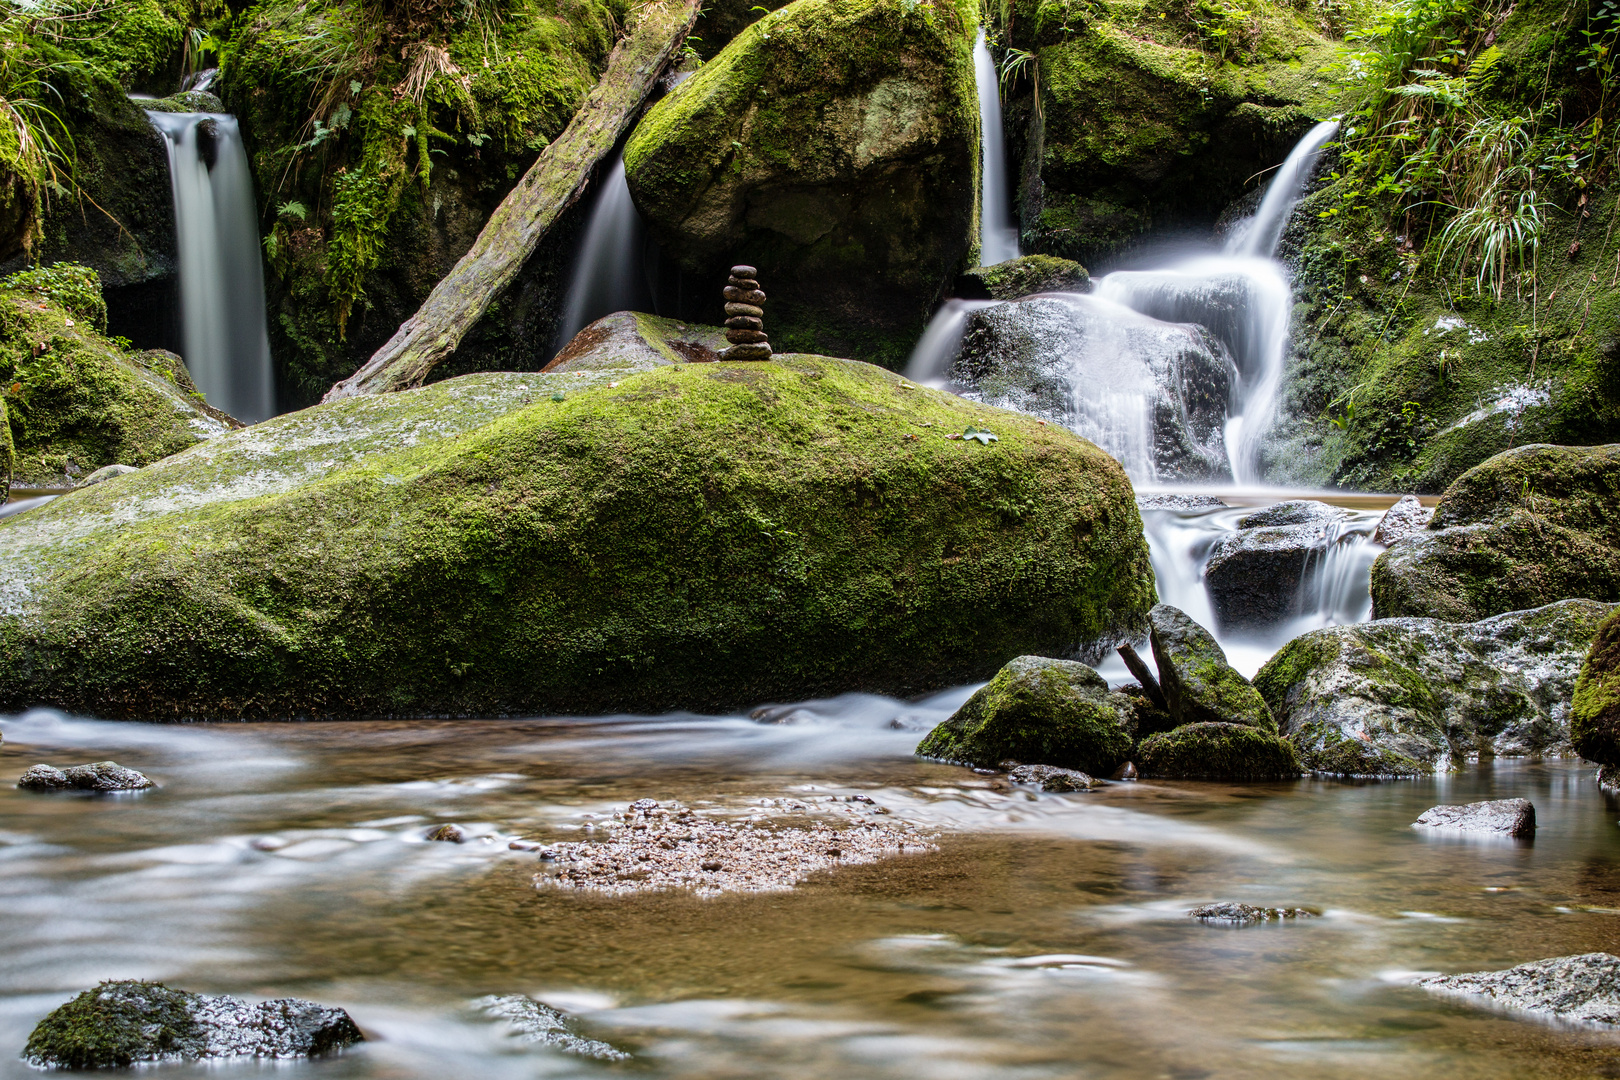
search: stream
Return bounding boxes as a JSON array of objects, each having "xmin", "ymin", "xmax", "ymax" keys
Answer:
[{"xmin": 4, "ymin": 704, "xmax": 1620, "ymax": 1079}]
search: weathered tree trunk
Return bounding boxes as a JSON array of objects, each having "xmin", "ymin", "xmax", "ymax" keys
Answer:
[{"xmin": 323, "ymin": 0, "xmax": 702, "ymax": 401}]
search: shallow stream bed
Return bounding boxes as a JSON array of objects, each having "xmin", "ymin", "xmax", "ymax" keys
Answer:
[{"xmin": 4, "ymin": 700, "xmax": 1620, "ymax": 1079}]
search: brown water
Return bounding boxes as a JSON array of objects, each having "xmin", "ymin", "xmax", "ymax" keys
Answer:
[{"xmin": 4, "ymin": 699, "xmax": 1620, "ymax": 1079}]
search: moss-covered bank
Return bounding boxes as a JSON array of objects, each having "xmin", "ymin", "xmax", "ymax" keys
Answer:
[
  {"xmin": 0, "ymin": 351, "xmax": 1152, "ymax": 718},
  {"xmin": 623, "ymin": 0, "xmax": 979, "ymax": 369}
]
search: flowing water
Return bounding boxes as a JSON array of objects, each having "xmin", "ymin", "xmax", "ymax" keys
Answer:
[
  {"xmin": 3, "ymin": 706, "xmax": 1620, "ymax": 1080},
  {"xmin": 554, "ymin": 153, "xmax": 653, "ymax": 352},
  {"xmin": 973, "ymin": 29, "xmax": 1020, "ymax": 266},
  {"xmin": 148, "ymin": 111, "xmax": 275, "ymax": 424}
]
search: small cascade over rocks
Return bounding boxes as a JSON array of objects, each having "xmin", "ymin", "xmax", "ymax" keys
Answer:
[
  {"xmin": 148, "ymin": 110, "xmax": 275, "ymax": 424},
  {"xmin": 553, "ymin": 152, "xmax": 653, "ymax": 353},
  {"xmin": 973, "ymin": 28, "xmax": 1020, "ymax": 266}
]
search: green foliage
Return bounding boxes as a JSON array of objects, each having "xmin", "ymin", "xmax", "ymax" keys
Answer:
[{"xmin": 0, "ymin": 260, "xmax": 105, "ymax": 331}]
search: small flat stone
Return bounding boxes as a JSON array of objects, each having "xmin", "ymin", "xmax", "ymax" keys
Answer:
[
  {"xmin": 730, "ymin": 264, "xmax": 757, "ymax": 277},
  {"xmin": 427, "ymin": 824, "xmax": 466, "ymax": 843},
  {"xmin": 721, "ymin": 343, "xmax": 773, "ymax": 361},
  {"xmin": 1420, "ymin": 953, "xmax": 1620, "ymax": 1025},
  {"xmin": 725, "ymin": 302, "xmax": 765, "ymax": 319},
  {"xmin": 725, "ymin": 315, "xmax": 764, "ymax": 331},
  {"xmin": 728, "ymin": 277, "xmax": 760, "ymax": 290},
  {"xmin": 726, "ymin": 329, "xmax": 769, "ymax": 345},
  {"xmin": 1007, "ymin": 764, "xmax": 1098, "ymax": 791},
  {"xmin": 723, "ymin": 286, "xmax": 767, "ymax": 304},
  {"xmin": 1413, "ymin": 798, "xmax": 1535, "ymax": 837},
  {"xmin": 1189, "ymin": 902, "xmax": 1316, "ymax": 924}
]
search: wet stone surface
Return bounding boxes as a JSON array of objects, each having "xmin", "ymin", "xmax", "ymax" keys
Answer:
[
  {"xmin": 535, "ymin": 798, "xmax": 937, "ymax": 897},
  {"xmin": 1420, "ymin": 953, "xmax": 1620, "ymax": 1025},
  {"xmin": 17, "ymin": 760, "xmax": 154, "ymax": 791},
  {"xmin": 1414, "ymin": 798, "xmax": 1537, "ymax": 837},
  {"xmin": 475, "ymin": 994, "xmax": 629, "ymax": 1060},
  {"xmin": 1188, "ymin": 903, "xmax": 1318, "ymax": 924},
  {"xmin": 1006, "ymin": 764, "xmax": 1100, "ymax": 791}
]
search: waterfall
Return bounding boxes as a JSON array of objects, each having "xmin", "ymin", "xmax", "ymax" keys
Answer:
[
  {"xmin": 903, "ymin": 298, "xmax": 995, "ymax": 386},
  {"xmin": 972, "ymin": 29, "xmax": 1020, "ymax": 267},
  {"xmin": 148, "ymin": 111, "xmax": 274, "ymax": 424},
  {"xmin": 553, "ymin": 153, "xmax": 652, "ymax": 352},
  {"xmin": 1225, "ymin": 119, "xmax": 1340, "ymax": 259}
]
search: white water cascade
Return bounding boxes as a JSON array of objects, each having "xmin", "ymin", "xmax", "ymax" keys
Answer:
[
  {"xmin": 148, "ymin": 111, "xmax": 275, "ymax": 424},
  {"xmin": 553, "ymin": 152, "xmax": 650, "ymax": 351},
  {"xmin": 973, "ymin": 29, "xmax": 1020, "ymax": 266}
]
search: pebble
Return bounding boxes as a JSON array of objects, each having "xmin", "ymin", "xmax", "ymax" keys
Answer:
[
  {"xmin": 1189, "ymin": 903, "xmax": 1318, "ymax": 924},
  {"xmin": 426, "ymin": 824, "xmax": 466, "ymax": 843},
  {"xmin": 534, "ymin": 797, "xmax": 935, "ymax": 896}
]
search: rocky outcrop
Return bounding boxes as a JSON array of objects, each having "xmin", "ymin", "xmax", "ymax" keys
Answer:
[
  {"xmin": 1203, "ymin": 500, "xmax": 1362, "ymax": 631},
  {"xmin": 0, "ymin": 350, "xmax": 1153, "ymax": 718},
  {"xmin": 1149, "ymin": 604, "xmax": 1274, "ymax": 729},
  {"xmin": 1370, "ymin": 445, "xmax": 1620, "ymax": 621},
  {"xmin": 624, "ymin": 0, "xmax": 979, "ymax": 368},
  {"xmin": 1420, "ymin": 954, "xmax": 1620, "ymax": 1026},
  {"xmin": 1413, "ymin": 798, "xmax": 1535, "ymax": 837},
  {"xmin": 1137, "ymin": 721, "xmax": 1300, "ymax": 780},
  {"xmin": 957, "ymin": 255, "xmax": 1091, "ymax": 301},
  {"xmin": 916, "ymin": 655, "xmax": 1135, "ymax": 776},
  {"xmin": 1, "ymin": 265, "xmax": 236, "ymax": 486},
  {"xmin": 950, "ymin": 294, "xmax": 1233, "ymax": 481},
  {"xmin": 1572, "ymin": 608, "xmax": 1620, "ymax": 772},
  {"xmin": 1254, "ymin": 599, "xmax": 1617, "ymax": 776},
  {"xmin": 18, "ymin": 761, "xmax": 154, "ymax": 791},
  {"xmin": 24, "ymin": 981, "xmax": 363, "ymax": 1068}
]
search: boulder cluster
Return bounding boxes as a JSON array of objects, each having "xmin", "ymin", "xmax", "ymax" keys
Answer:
[{"xmin": 721, "ymin": 264, "xmax": 772, "ymax": 361}]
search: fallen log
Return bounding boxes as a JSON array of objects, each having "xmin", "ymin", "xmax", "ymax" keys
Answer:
[{"xmin": 323, "ymin": 0, "xmax": 703, "ymax": 401}]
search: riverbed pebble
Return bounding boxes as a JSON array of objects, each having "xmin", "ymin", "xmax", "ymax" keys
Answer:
[
  {"xmin": 1413, "ymin": 798, "xmax": 1535, "ymax": 837},
  {"xmin": 1189, "ymin": 903, "xmax": 1317, "ymax": 924},
  {"xmin": 1419, "ymin": 953, "xmax": 1620, "ymax": 1025},
  {"xmin": 535, "ymin": 798, "xmax": 935, "ymax": 896},
  {"xmin": 1006, "ymin": 764, "xmax": 1100, "ymax": 791},
  {"xmin": 18, "ymin": 761, "xmax": 154, "ymax": 792}
]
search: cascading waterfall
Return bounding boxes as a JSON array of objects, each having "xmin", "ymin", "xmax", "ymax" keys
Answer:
[
  {"xmin": 903, "ymin": 297, "xmax": 995, "ymax": 385},
  {"xmin": 972, "ymin": 28, "xmax": 1020, "ymax": 266},
  {"xmin": 148, "ymin": 111, "xmax": 275, "ymax": 424},
  {"xmin": 553, "ymin": 152, "xmax": 651, "ymax": 352}
]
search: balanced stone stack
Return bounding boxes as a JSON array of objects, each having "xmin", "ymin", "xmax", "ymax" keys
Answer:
[{"xmin": 722, "ymin": 264, "xmax": 772, "ymax": 361}]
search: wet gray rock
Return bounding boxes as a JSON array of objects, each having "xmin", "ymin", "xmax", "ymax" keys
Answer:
[
  {"xmin": 1007, "ymin": 763, "xmax": 1099, "ymax": 791},
  {"xmin": 1414, "ymin": 798, "xmax": 1536, "ymax": 837},
  {"xmin": 476, "ymin": 994, "xmax": 629, "ymax": 1060},
  {"xmin": 1138, "ymin": 493, "xmax": 1226, "ymax": 511},
  {"xmin": 1255, "ymin": 599, "xmax": 1617, "ymax": 776},
  {"xmin": 18, "ymin": 761, "xmax": 154, "ymax": 791},
  {"xmin": 24, "ymin": 981, "xmax": 362, "ymax": 1068},
  {"xmin": 1420, "ymin": 953, "xmax": 1620, "ymax": 1025},
  {"xmin": 1148, "ymin": 605, "xmax": 1274, "ymax": 729},
  {"xmin": 952, "ymin": 295, "xmax": 1233, "ymax": 482},
  {"xmin": 1189, "ymin": 902, "xmax": 1317, "ymax": 923},
  {"xmin": 1375, "ymin": 494, "xmax": 1432, "ymax": 546},
  {"xmin": 1203, "ymin": 501, "xmax": 1363, "ymax": 631}
]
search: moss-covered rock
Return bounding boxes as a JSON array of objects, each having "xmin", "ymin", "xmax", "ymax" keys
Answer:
[
  {"xmin": 1572, "ymin": 609, "xmax": 1620, "ymax": 768},
  {"xmin": 623, "ymin": 0, "xmax": 979, "ymax": 369},
  {"xmin": 0, "ymin": 263, "xmax": 236, "ymax": 487},
  {"xmin": 1255, "ymin": 599, "xmax": 1616, "ymax": 775},
  {"xmin": 957, "ymin": 254, "xmax": 1090, "ymax": 300},
  {"xmin": 1137, "ymin": 721, "xmax": 1300, "ymax": 780},
  {"xmin": 0, "ymin": 395, "xmax": 12, "ymax": 490},
  {"xmin": 915, "ymin": 654, "xmax": 1135, "ymax": 773},
  {"xmin": 996, "ymin": 0, "xmax": 1349, "ymax": 267},
  {"xmin": 0, "ymin": 347, "xmax": 1153, "ymax": 718},
  {"xmin": 1369, "ymin": 444, "xmax": 1620, "ymax": 622},
  {"xmin": 1148, "ymin": 603, "xmax": 1274, "ymax": 729}
]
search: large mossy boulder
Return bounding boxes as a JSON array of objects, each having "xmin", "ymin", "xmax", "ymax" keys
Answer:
[
  {"xmin": 1137, "ymin": 721, "xmax": 1299, "ymax": 780},
  {"xmin": 0, "ymin": 342, "xmax": 1153, "ymax": 718},
  {"xmin": 997, "ymin": 0, "xmax": 1346, "ymax": 266},
  {"xmin": 1370, "ymin": 444, "xmax": 1620, "ymax": 622},
  {"xmin": 1148, "ymin": 604, "xmax": 1274, "ymax": 729},
  {"xmin": 623, "ymin": 0, "xmax": 979, "ymax": 369},
  {"xmin": 1571, "ymin": 609, "xmax": 1620, "ymax": 772},
  {"xmin": 915, "ymin": 654, "xmax": 1135, "ymax": 774},
  {"xmin": 1255, "ymin": 599, "xmax": 1616, "ymax": 776},
  {"xmin": 1, "ymin": 263, "xmax": 236, "ymax": 487}
]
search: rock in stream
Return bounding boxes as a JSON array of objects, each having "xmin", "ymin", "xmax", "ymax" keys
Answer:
[
  {"xmin": 1413, "ymin": 798, "xmax": 1536, "ymax": 837},
  {"xmin": 18, "ymin": 761, "xmax": 154, "ymax": 791},
  {"xmin": 1420, "ymin": 953, "xmax": 1620, "ymax": 1025}
]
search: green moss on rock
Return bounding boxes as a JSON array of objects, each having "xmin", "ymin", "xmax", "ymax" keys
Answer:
[
  {"xmin": 960, "ymin": 254, "xmax": 1090, "ymax": 300},
  {"xmin": 1572, "ymin": 609, "xmax": 1620, "ymax": 767},
  {"xmin": 25, "ymin": 982, "xmax": 204, "ymax": 1070},
  {"xmin": 623, "ymin": 0, "xmax": 979, "ymax": 368},
  {"xmin": 0, "ymin": 351, "xmax": 1153, "ymax": 717},
  {"xmin": 915, "ymin": 654, "xmax": 1135, "ymax": 773},
  {"xmin": 1137, "ymin": 721, "xmax": 1300, "ymax": 780},
  {"xmin": 1148, "ymin": 603, "xmax": 1274, "ymax": 729},
  {"xmin": 1369, "ymin": 444, "xmax": 1620, "ymax": 621}
]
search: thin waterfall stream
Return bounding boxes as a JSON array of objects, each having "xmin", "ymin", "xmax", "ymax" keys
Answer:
[
  {"xmin": 973, "ymin": 28, "xmax": 1020, "ymax": 266},
  {"xmin": 553, "ymin": 151, "xmax": 652, "ymax": 352},
  {"xmin": 147, "ymin": 110, "xmax": 275, "ymax": 424}
]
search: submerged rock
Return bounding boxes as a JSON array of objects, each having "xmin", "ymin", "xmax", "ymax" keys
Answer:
[
  {"xmin": 23, "ymin": 980, "xmax": 363, "ymax": 1068},
  {"xmin": 1255, "ymin": 599, "xmax": 1617, "ymax": 776},
  {"xmin": 1007, "ymin": 763, "xmax": 1099, "ymax": 791},
  {"xmin": 1371, "ymin": 444, "xmax": 1620, "ymax": 622},
  {"xmin": 0, "ymin": 354, "xmax": 1152, "ymax": 718},
  {"xmin": 1420, "ymin": 953, "xmax": 1620, "ymax": 1025},
  {"xmin": 476, "ymin": 995, "xmax": 628, "ymax": 1060},
  {"xmin": 1149, "ymin": 605, "xmax": 1274, "ymax": 729},
  {"xmin": 1189, "ymin": 903, "xmax": 1317, "ymax": 924},
  {"xmin": 18, "ymin": 761, "xmax": 154, "ymax": 791},
  {"xmin": 1137, "ymin": 721, "xmax": 1300, "ymax": 780},
  {"xmin": 1203, "ymin": 501, "xmax": 1362, "ymax": 631},
  {"xmin": 957, "ymin": 255, "xmax": 1091, "ymax": 300},
  {"xmin": 1413, "ymin": 798, "xmax": 1536, "ymax": 837},
  {"xmin": 951, "ymin": 295, "xmax": 1232, "ymax": 482},
  {"xmin": 624, "ymin": 0, "xmax": 979, "ymax": 366},
  {"xmin": 915, "ymin": 655, "xmax": 1134, "ymax": 776},
  {"xmin": 1374, "ymin": 494, "xmax": 1432, "ymax": 546}
]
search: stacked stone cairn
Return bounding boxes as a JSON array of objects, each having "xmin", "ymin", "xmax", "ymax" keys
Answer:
[{"xmin": 722, "ymin": 264, "xmax": 772, "ymax": 361}]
